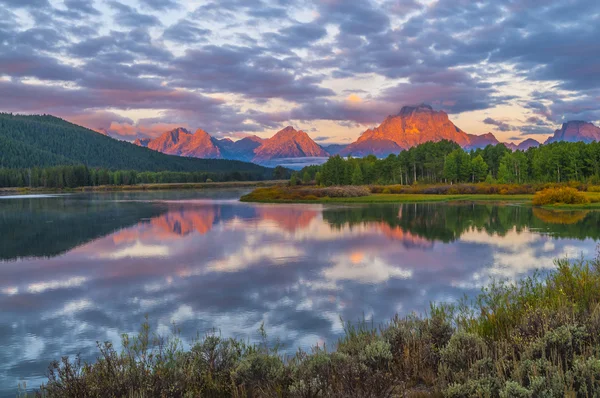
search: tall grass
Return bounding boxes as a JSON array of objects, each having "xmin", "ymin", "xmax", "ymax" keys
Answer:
[{"xmin": 38, "ymin": 250, "xmax": 600, "ymax": 397}]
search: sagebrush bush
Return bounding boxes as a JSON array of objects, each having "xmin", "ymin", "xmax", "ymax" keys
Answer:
[
  {"xmin": 532, "ymin": 187, "xmax": 590, "ymax": 206},
  {"xmin": 39, "ymin": 253, "xmax": 600, "ymax": 397}
]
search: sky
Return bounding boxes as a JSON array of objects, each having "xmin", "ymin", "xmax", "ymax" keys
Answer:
[{"xmin": 0, "ymin": 0, "xmax": 599, "ymax": 144}]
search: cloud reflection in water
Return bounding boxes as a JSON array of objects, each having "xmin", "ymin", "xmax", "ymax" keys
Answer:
[{"xmin": 0, "ymin": 196, "xmax": 598, "ymax": 394}]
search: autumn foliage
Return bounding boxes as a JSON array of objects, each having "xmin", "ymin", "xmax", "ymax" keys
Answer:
[{"xmin": 532, "ymin": 187, "xmax": 590, "ymax": 206}]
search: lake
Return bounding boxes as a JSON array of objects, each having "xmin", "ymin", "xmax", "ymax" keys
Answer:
[{"xmin": 1, "ymin": 190, "xmax": 599, "ymax": 395}]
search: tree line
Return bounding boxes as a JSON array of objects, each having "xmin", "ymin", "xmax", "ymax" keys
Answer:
[
  {"xmin": 0, "ymin": 165, "xmax": 283, "ymax": 189},
  {"xmin": 294, "ymin": 140, "xmax": 600, "ymax": 186}
]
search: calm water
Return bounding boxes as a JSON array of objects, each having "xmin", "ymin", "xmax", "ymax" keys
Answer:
[{"xmin": 1, "ymin": 190, "xmax": 599, "ymax": 395}]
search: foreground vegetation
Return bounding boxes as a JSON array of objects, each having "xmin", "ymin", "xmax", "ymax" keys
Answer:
[{"xmin": 38, "ymin": 253, "xmax": 600, "ymax": 397}]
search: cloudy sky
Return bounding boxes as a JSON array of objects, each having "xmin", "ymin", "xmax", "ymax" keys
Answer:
[{"xmin": 0, "ymin": 0, "xmax": 598, "ymax": 144}]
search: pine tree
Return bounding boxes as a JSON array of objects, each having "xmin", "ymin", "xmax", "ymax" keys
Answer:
[{"xmin": 351, "ymin": 163, "xmax": 363, "ymax": 185}]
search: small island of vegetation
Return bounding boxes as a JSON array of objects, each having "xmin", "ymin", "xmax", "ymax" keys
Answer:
[{"xmin": 242, "ymin": 140, "xmax": 600, "ymax": 208}]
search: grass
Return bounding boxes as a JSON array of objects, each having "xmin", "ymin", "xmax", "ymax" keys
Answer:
[
  {"xmin": 37, "ymin": 251, "xmax": 600, "ymax": 397},
  {"xmin": 241, "ymin": 185, "xmax": 600, "ymax": 209}
]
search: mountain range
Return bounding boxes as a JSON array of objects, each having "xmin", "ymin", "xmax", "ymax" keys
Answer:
[
  {"xmin": 134, "ymin": 125, "xmax": 329, "ymax": 164},
  {"xmin": 138, "ymin": 104, "xmax": 597, "ymax": 165}
]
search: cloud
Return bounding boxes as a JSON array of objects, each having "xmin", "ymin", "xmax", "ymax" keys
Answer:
[
  {"xmin": 63, "ymin": 0, "xmax": 101, "ymax": 16},
  {"xmin": 266, "ymin": 22, "xmax": 327, "ymax": 50},
  {"xmin": 171, "ymin": 45, "xmax": 335, "ymax": 101},
  {"xmin": 0, "ymin": 0, "xmax": 599, "ymax": 136},
  {"xmin": 107, "ymin": 1, "xmax": 161, "ymax": 28},
  {"xmin": 139, "ymin": 0, "xmax": 181, "ymax": 11},
  {"xmin": 483, "ymin": 117, "xmax": 513, "ymax": 132},
  {"xmin": 163, "ymin": 20, "xmax": 211, "ymax": 44}
]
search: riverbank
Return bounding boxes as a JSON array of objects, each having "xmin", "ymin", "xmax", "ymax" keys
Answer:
[
  {"xmin": 0, "ymin": 180, "xmax": 287, "ymax": 195},
  {"xmin": 38, "ymin": 255, "xmax": 600, "ymax": 397},
  {"xmin": 240, "ymin": 185, "xmax": 600, "ymax": 209}
]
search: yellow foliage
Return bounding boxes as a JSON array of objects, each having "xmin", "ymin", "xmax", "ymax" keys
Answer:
[{"xmin": 532, "ymin": 187, "xmax": 590, "ymax": 206}]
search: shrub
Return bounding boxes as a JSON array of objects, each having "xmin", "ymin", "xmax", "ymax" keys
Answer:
[
  {"xmin": 532, "ymin": 187, "xmax": 590, "ymax": 206},
  {"xmin": 40, "ymin": 255, "xmax": 600, "ymax": 397}
]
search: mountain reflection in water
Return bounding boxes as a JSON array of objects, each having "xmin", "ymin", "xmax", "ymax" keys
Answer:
[{"xmin": 0, "ymin": 191, "xmax": 598, "ymax": 395}]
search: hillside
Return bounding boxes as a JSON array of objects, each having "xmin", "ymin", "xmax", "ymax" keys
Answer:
[{"xmin": 0, "ymin": 114, "xmax": 273, "ymax": 175}]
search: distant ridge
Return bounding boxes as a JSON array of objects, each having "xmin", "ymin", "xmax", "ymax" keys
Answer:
[{"xmin": 545, "ymin": 121, "xmax": 600, "ymax": 144}]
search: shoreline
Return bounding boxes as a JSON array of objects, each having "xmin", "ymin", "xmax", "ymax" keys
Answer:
[
  {"xmin": 0, "ymin": 180, "xmax": 287, "ymax": 195},
  {"xmin": 240, "ymin": 185, "xmax": 600, "ymax": 209}
]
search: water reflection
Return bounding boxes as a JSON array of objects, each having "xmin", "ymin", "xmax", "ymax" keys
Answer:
[{"xmin": 0, "ymin": 193, "xmax": 598, "ymax": 395}]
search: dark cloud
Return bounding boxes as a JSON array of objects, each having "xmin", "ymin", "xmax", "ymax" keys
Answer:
[
  {"xmin": 139, "ymin": 0, "xmax": 180, "ymax": 11},
  {"xmin": 63, "ymin": 0, "xmax": 101, "ymax": 16},
  {"xmin": 483, "ymin": 117, "xmax": 513, "ymax": 132},
  {"xmin": 519, "ymin": 125, "xmax": 556, "ymax": 136},
  {"xmin": 0, "ymin": 48, "xmax": 84, "ymax": 81},
  {"xmin": 171, "ymin": 45, "xmax": 334, "ymax": 101},
  {"xmin": 163, "ymin": 20, "xmax": 211, "ymax": 44},
  {"xmin": 317, "ymin": 1, "xmax": 390, "ymax": 36},
  {"xmin": 107, "ymin": 1, "xmax": 161, "ymax": 28},
  {"xmin": 266, "ymin": 22, "xmax": 327, "ymax": 50},
  {"xmin": 0, "ymin": 0, "xmax": 598, "ymax": 134},
  {"xmin": 0, "ymin": 0, "xmax": 48, "ymax": 7}
]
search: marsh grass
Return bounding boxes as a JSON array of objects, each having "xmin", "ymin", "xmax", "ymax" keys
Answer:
[{"xmin": 38, "ymin": 250, "xmax": 600, "ymax": 397}]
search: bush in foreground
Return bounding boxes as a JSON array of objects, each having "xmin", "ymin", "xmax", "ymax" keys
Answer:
[
  {"xmin": 38, "ymin": 253, "xmax": 600, "ymax": 397},
  {"xmin": 532, "ymin": 187, "xmax": 590, "ymax": 206}
]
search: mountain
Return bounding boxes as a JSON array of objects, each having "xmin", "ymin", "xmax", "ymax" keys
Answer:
[
  {"xmin": 218, "ymin": 135, "xmax": 264, "ymax": 161},
  {"xmin": 464, "ymin": 132, "xmax": 499, "ymax": 150},
  {"xmin": 133, "ymin": 137, "xmax": 151, "ymax": 147},
  {"xmin": 143, "ymin": 128, "xmax": 222, "ymax": 158},
  {"xmin": 323, "ymin": 144, "xmax": 348, "ymax": 155},
  {"xmin": 545, "ymin": 121, "xmax": 600, "ymax": 144},
  {"xmin": 0, "ymin": 113, "xmax": 275, "ymax": 176},
  {"xmin": 340, "ymin": 104, "xmax": 498, "ymax": 156},
  {"xmin": 252, "ymin": 126, "xmax": 329, "ymax": 162},
  {"xmin": 138, "ymin": 126, "xmax": 328, "ymax": 164},
  {"xmin": 505, "ymin": 138, "xmax": 540, "ymax": 151}
]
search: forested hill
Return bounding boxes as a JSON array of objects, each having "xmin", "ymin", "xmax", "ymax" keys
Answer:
[{"xmin": 0, "ymin": 113, "xmax": 272, "ymax": 174}]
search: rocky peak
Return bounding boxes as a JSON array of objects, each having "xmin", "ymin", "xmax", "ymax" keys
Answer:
[
  {"xmin": 273, "ymin": 126, "xmax": 301, "ymax": 138},
  {"xmin": 193, "ymin": 128, "xmax": 211, "ymax": 137},
  {"xmin": 545, "ymin": 120, "xmax": 600, "ymax": 144},
  {"xmin": 397, "ymin": 104, "xmax": 434, "ymax": 116},
  {"xmin": 133, "ymin": 137, "xmax": 151, "ymax": 147},
  {"xmin": 252, "ymin": 126, "xmax": 328, "ymax": 161}
]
